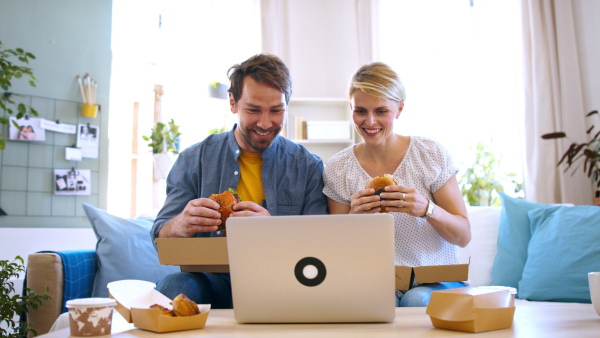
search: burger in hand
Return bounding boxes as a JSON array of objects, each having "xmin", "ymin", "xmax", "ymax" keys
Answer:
[
  {"xmin": 365, "ymin": 174, "xmax": 398, "ymax": 213},
  {"xmin": 208, "ymin": 188, "xmax": 240, "ymax": 231}
]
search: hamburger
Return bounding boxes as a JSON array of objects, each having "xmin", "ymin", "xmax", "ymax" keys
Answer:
[
  {"xmin": 365, "ymin": 174, "xmax": 398, "ymax": 213},
  {"xmin": 208, "ymin": 188, "xmax": 240, "ymax": 231}
]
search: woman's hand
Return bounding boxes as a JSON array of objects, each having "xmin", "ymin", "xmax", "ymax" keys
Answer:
[
  {"xmin": 380, "ymin": 185, "xmax": 429, "ymax": 217},
  {"xmin": 349, "ymin": 188, "xmax": 383, "ymax": 214}
]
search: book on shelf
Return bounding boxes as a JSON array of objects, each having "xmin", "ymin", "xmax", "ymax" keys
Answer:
[{"xmin": 293, "ymin": 116, "xmax": 306, "ymax": 140}]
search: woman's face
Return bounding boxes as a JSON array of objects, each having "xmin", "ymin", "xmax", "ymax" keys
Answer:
[{"xmin": 350, "ymin": 90, "xmax": 403, "ymax": 146}]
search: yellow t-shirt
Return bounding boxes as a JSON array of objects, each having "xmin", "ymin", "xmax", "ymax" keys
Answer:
[{"xmin": 236, "ymin": 151, "xmax": 265, "ymax": 205}]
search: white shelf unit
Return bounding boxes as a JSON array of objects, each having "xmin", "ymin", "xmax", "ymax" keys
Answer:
[{"xmin": 286, "ymin": 98, "xmax": 361, "ymax": 163}]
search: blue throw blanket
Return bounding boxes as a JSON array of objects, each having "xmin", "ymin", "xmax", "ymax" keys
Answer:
[{"xmin": 27, "ymin": 250, "xmax": 98, "ymax": 313}]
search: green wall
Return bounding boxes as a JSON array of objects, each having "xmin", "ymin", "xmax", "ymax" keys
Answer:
[{"xmin": 0, "ymin": 0, "xmax": 112, "ymax": 227}]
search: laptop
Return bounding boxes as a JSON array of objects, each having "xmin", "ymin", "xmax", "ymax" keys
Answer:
[{"xmin": 226, "ymin": 213, "xmax": 396, "ymax": 323}]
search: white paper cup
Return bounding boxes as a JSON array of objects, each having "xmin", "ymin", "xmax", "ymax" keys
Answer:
[
  {"xmin": 66, "ymin": 298, "xmax": 117, "ymax": 336},
  {"xmin": 590, "ymin": 272, "xmax": 600, "ymax": 317}
]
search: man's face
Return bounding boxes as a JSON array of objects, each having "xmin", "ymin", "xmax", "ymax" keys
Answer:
[{"xmin": 230, "ymin": 76, "xmax": 287, "ymax": 153}]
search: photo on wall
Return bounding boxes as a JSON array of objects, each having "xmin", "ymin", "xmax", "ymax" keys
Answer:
[
  {"xmin": 76, "ymin": 123, "xmax": 100, "ymax": 158},
  {"xmin": 8, "ymin": 116, "xmax": 46, "ymax": 141},
  {"xmin": 54, "ymin": 168, "xmax": 91, "ymax": 195}
]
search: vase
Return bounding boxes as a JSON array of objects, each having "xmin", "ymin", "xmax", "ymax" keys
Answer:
[{"xmin": 153, "ymin": 153, "xmax": 175, "ymax": 180}]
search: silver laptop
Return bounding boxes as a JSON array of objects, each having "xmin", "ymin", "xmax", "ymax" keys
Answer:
[{"xmin": 226, "ymin": 213, "xmax": 396, "ymax": 323}]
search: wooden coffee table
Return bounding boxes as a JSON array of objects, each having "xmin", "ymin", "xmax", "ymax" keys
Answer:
[{"xmin": 38, "ymin": 300, "xmax": 599, "ymax": 337}]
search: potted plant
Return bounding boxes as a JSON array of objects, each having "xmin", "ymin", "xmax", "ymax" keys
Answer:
[
  {"xmin": 541, "ymin": 110, "xmax": 600, "ymax": 205},
  {"xmin": 459, "ymin": 141, "xmax": 523, "ymax": 206},
  {"xmin": 0, "ymin": 40, "xmax": 38, "ymax": 150},
  {"xmin": 208, "ymin": 81, "xmax": 228, "ymax": 100},
  {"xmin": 1, "ymin": 256, "xmax": 50, "ymax": 337},
  {"xmin": 142, "ymin": 119, "xmax": 182, "ymax": 180}
]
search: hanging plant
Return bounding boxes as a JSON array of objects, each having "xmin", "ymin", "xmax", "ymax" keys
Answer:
[{"xmin": 0, "ymin": 40, "xmax": 38, "ymax": 150}]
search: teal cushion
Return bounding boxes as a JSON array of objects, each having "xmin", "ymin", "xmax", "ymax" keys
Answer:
[
  {"xmin": 518, "ymin": 205, "xmax": 600, "ymax": 303},
  {"xmin": 83, "ymin": 203, "xmax": 179, "ymax": 297},
  {"xmin": 490, "ymin": 193, "xmax": 554, "ymax": 292}
]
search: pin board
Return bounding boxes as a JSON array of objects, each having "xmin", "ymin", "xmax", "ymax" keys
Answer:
[{"xmin": 0, "ymin": 93, "xmax": 101, "ymax": 227}]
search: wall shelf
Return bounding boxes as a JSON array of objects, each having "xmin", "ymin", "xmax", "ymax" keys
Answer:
[{"xmin": 286, "ymin": 97, "xmax": 359, "ymax": 163}]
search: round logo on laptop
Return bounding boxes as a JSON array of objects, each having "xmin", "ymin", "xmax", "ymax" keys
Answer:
[{"xmin": 294, "ymin": 257, "xmax": 326, "ymax": 287}]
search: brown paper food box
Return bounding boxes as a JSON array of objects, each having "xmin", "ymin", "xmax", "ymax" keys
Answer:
[
  {"xmin": 426, "ymin": 286, "xmax": 516, "ymax": 333},
  {"xmin": 107, "ymin": 280, "xmax": 210, "ymax": 333},
  {"xmin": 155, "ymin": 238, "xmax": 469, "ymax": 291}
]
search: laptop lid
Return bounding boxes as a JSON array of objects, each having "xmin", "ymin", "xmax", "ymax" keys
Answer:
[{"xmin": 226, "ymin": 213, "xmax": 396, "ymax": 323}]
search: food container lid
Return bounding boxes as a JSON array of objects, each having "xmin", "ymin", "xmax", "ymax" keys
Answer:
[
  {"xmin": 478, "ymin": 286, "xmax": 517, "ymax": 294},
  {"xmin": 66, "ymin": 298, "xmax": 117, "ymax": 308}
]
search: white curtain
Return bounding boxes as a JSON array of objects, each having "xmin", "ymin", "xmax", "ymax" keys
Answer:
[
  {"xmin": 521, "ymin": 0, "xmax": 592, "ymax": 204},
  {"xmin": 261, "ymin": 0, "xmax": 376, "ymax": 65}
]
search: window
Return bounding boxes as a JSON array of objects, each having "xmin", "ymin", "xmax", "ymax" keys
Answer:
[
  {"xmin": 378, "ymin": 0, "xmax": 525, "ymax": 185},
  {"xmin": 109, "ymin": 0, "xmax": 261, "ymax": 216}
]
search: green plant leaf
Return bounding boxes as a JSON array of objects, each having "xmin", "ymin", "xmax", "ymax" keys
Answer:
[
  {"xmin": 0, "ymin": 256, "xmax": 50, "ymax": 337},
  {"xmin": 143, "ymin": 119, "xmax": 182, "ymax": 154},
  {"xmin": 458, "ymin": 141, "xmax": 523, "ymax": 206},
  {"xmin": 0, "ymin": 41, "xmax": 37, "ymax": 149}
]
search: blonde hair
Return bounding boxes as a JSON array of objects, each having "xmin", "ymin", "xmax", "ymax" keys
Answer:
[{"xmin": 347, "ymin": 62, "xmax": 406, "ymax": 103}]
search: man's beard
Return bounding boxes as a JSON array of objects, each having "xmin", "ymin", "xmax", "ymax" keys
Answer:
[{"xmin": 241, "ymin": 126, "xmax": 281, "ymax": 151}]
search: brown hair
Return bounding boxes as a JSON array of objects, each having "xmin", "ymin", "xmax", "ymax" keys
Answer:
[
  {"xmin": 348, "ymin": 62, "xmax": 406, "ymax": 103},
  {"xmin": 227, "ymin": 54, "xmax": 292, "ymax": 104}
]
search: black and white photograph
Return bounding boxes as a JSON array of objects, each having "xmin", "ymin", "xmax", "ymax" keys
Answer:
[
  {"xmin": 76, "ymin": 123, "xmax": 100, "ymax": 158},
  {"xmin": 54, "ymin": 168, "xmax": 91, "ymax": 195},
  {"xmin": 9, "ymin": 116, "xmax": 46, "ymax": 141}
]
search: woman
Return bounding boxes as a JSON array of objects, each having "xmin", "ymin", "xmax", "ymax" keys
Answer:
[
  {"xmin": 18, "ymin": 125, "xmax": 36, "ymax": 140},
  {"xmin": 323, "ymin": 62, "xmax": 471, "ymax": 307}
]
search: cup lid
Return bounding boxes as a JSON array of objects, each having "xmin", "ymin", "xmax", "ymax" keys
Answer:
[{"xmin": 66, "ymin": 298, "xmax": 117, "ymax": 308}]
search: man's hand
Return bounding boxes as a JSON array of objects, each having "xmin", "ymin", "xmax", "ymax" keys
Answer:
[
  {"xmin": 230, "ymin": 201, "xmax": 271, "ymax": 217},
  {"xmin": 159, "ymin": 198, "xmax": 223, "ymax": 238}
]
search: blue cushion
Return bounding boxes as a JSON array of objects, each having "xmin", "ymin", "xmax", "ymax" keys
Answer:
[
  {"xmin": 518, "ymin": 205, "xmax": 600, "ymax": 303},
  {"xmin": 490, "ymin": 193, "xmax": 554, "ymax": 292},
  {"xmin": 83, "ymin": 203, "xmax": 179, "ymax": 297}
]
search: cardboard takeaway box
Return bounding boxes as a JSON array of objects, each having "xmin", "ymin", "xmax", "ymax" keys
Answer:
[
  {"xmin": 426, "ymin": 286, "xmax": 516, "ymax": 333},
  {"xmin": 155, "ymin": 237, "xmax": 469, "ymax": 291},
  {"xmin": 107, "ymin": 280, "xmax": 210, "ymax": 333}
]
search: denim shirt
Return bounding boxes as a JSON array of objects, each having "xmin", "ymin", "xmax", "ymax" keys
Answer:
[{"xmin": 151, "ymin": 124, "xmax": 328, "ymax": 242}]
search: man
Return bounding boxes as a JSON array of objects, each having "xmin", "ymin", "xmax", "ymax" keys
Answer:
[{"xmin": 151, "ymin": 53, "xmax": 328, "ymax": 308}]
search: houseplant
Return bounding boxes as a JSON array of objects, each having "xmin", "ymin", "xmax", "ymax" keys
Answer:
[
  {"xmin": 142, "ymin": 119, "xmax": 182, "ymax": 179},
  {"xmin": 0, "ymin": 41, "xmax": 38, "ymax": 150},
  {"xmin": 1, "ymin": 256, "xmax": 50, "ymax": 337},
  {"xmin": 541, "ymin": 110, "xmax": 600, "ymax": 205},
  {"xmin": 459, "ymin": 141, "xmax": 523, "ymax": 206},
  {"xmin": 142, "ymin": 119, "xmax": 181, "ymax": 155},
  {"xmin": 208, "ymin": 81, "xmax": 228, "ymax": 100}
]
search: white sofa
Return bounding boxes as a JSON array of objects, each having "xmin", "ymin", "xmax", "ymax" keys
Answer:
[{"xmin": 458, "ymin": 206, "xmax": 501, "ymax": 287}]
